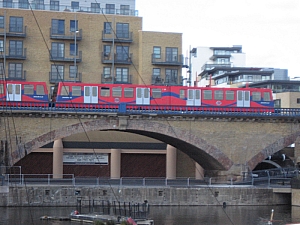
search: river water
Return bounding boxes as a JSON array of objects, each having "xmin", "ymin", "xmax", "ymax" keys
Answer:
[{"xmin": 0, "ymin": 205, "xmax": 299, "ymax": 225}]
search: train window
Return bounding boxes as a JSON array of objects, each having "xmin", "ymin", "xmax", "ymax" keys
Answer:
[
  {"xmin": 124, "ymin": 88, "xmax": 133, "ymax": 98},
  {"xmin": 226, "ymin": 91, "xmax": 234, "ymax": 100},
  {"xmin": 7, "ymin": 84, "xmax": 12, "ymax": 94},
  {"xmin": 36, "ymin": 85, "xmax": 45, "ymax": 95},
  {"xmin": 0, "ymin": 84, "xmax": 3, "ymax": 94},
  {"xmin": 61, "ymin": 86, "xmax": 70, "ymax": 96},
  {"xmin": 152, "ymin": 88, "xmax": 161, "ymax": 98},
  {"xmin": 24, "ymin": 85, "xmax": 34, "ymax": 95},
  {"xmin": 92, "ymin": 87, "xmax": 97, "ymax": 97},
  {"xmin": 180, "ymin": 89, "xmax": 185, "ymax": 99},
  {"xmin": 252, "ymin": 92, "xmax": 261, "ymax": 101},
  {"xmin": 72, "ymin": 86, "xmax": 81, "ymax": 96},
  {"xmin": 203, "ymin": 90, "xmax": 212, "ymax": 100},
  {"xmin": 100, "ymin": 87, "xmax": 110, "ymax": 97},
  {"xmin": 264, "ymin": 92, "xmax": 271, "ymax": 101},
  {"xmin": 214, "ymin": 90, "xmax": 223, "ymax": 100},
  {"xmin": 112, "ymin": 87, "xmax": 122, "ymax": 97}
]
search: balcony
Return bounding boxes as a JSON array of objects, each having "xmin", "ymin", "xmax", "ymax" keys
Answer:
[
  {"xmin": 102, "ymin": 31, "xmax": 133, "ymax": 43},
  {"xmin": 201, "ymin": 63, "xmax": 232, "ymax": 71},
  {"xmin": 50, "ymin": 51, "xmax": 82, "ymax": 62},
  {"xmin": 49, "ymin": 72, "xmax": 82, "ymax": 83},
  {"xmin": 50, "ymin": 28, "xmax": 82, "ymax": 40},
  {"xmin": 151, "ymin": 75, "xmax": 183, "ymax": 86},
  {"xmin": 209, "ymin": 53, "xmax": 231, "ymax": 60},
  {"xmin": 152, "ymin": 54, "xmax": 184, "ymax": 66},
  {"xmin": 0, "ymin": 48, "xmax": 27, "ymax": 60},
  {"xmin": 101, "ymin": 74, "xmax": 132, "ymax": 84},
  {"xmin": 0, "ymin": 26, "xmax": 27, "ymax": 37},
  {"xmin": 102, "ymin": 52, "xmax": 132, "ymax": 65},
  {"xmin": 0, "ymin": 70, "xmax": 27, "ymax": 81}
]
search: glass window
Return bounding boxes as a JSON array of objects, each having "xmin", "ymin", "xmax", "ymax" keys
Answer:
[
  {"xmin": 120, "ymin": 5, "xmax": 130, "ymax": 15},
  {"xmin": 51, "ymin": 19, "xmax": 65, "ymax": 35},
  {"xmin": 92, "ymin": 87, "xmax": 97, "ymax": 97},
  {"xmin": 34, "ymin": 0, "xmax": 44, "ymax": 9},
  {"xmin": 252, "ymin": 92, "xmax": 261, "ymax": 101},
  {"xmin": 61, "ymin": 85, "xmax": 69, "ymax": 96},
  {"xmin": 104, "ymin": 45, "xmax": 111, "ymax": 57},
  {"xmin": 8, "ymin": 63, "xmax": 22, "ymax": 78},
  {"xmin": 19, "ymin": 0, "xmax": 29, "ymax": 9},
  {"xmin": 51, "ymin": 64, "xmax": 64, "ymax": 81},
  {"xmin": 180, "ymin": 89, "xmax": 185, "ymax": 99},
  {"xmin": 106, "ymin": 4, "xmax": 115, "ymax": 14},
  {"xmin": 24, "ymin": 85, "xmax": 34, "ymax": 95},
  {"xmin": 116, "ymin": 23, "xmax": 129, "ymax": 38},
  {"xmin": 0, "ymin": 40, "xmax": 4, "ymax": 52},
  {"xmin": 103, "ymin": 67, "xmax": 111, "ymax": 78},
  {"xmin": 124, "ymin": 88, "xmax": 133, "ymax": 98},
  {"xmin": 153, "ymin": 68, "xmax": 161, "ymax": 83},
  {"xmin": 226, "ymin": 91, "xmax": 234, "ymax": 100},
  {"xmin": 116, "ymin": 45, "xmax": 129, "ymax": 61},
  {"xmin": 0, "ymin": 84, "xmax": 3, "ymax": 94},
  {"xmin": 152, "ymin": 88, "xmax": 161, "ymax": 98},
  {"xmin": 203, "ymin": 90, "xmax": 212, "ymax": 100},
  {"xmin": 166, "ymin": 47, "xmax": 178, "ymax": 62},
  {"xmin": 3, "ymin": 0, "xmax": 13, "ymax": 8},
  {"xmin": 263, "ymin": 92, "xmax": 271, "ymax": 101},
  {"xmin": 9, "ymin": 40, "xmax": 23, "ymax": 56},
  {"xmin": 115, "ymin": 67, "xmax": 129, "ymax": 83},
  {"xmin": 104, "ymin": 22, "xmax": 112, "ymax": 34},
  {"xmin": 153, "ymin": 47, "xmax": 161, "ymax": 59},
  {"xmin": 0, "ymin": 62, "xmax": 4, "ymax": 75},
  {"xmin": 50, "ymin": 0, "xmax": 59, "ymax": 11},
  {"xmin": 69, "ymin": 65, "xmax": 77, "ymax": 78},
  {"xmin": 71, "ymin": 1, "xmax": 79, "ymax": 9},
  {"xmin": 0, "ymin": 16, "xmax": 4, "ymax": 28},
  {"xmin": 70, "ymin": 43, "xmax": 78, "ymax": 56},
  {"xmin": 112, "ymin": 87, "xmax": 122, "ymax": 97},
  {"xmin": 91, "ymin": 3, "xmax": 100, "ymax": 13},
  {"xmin": 70, "ymin": 20, "xmax": 78, "ymax": 32},
  {"xmin": 100, "ymin": 87, "xmax": 110, "ymax": 97},
  {"xmin": 9, "ymin": 17, "xmax": 23, "ymax": 33},
  {"xmin": 165, "ymin": 69, "xmax": 178, "ymax": 84},
  {"xmin": 137, "ymin": 88, "xmax": 141, "ymax": 98},
  {"xmin": 36, "ymin": 85, "xmax": 45, "ymax": 95},
  {"xmin": 51, "ymin": 42, "xmax": 64, "ymax": 58},
  {"xmin": 214, "ymin": 90, "xmax": 223, "ymax": 100}
]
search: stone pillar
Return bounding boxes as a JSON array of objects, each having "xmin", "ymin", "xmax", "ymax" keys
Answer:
[
  {"xmin": 110, "ymin": 149, "xmax": 121, "ymax": 179},
  {"xmin": 166, "ymin": 145, "xmax": 176, "ymax": 179},
  {"xmin": 294, "ymin": 136, "xmax": 300, "ymax": 166},
  {"xmin": 195, "ymin": 162, "xmax": 204, "ymax": 180},
  {"xmin": 53, "ymin": 138, "xmax": 63, "ymax": 179}
]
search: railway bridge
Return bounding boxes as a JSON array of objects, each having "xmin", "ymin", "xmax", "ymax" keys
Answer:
[{"xmin": 1, "ymin": 109, "xmax": 300, "ymax": 179}]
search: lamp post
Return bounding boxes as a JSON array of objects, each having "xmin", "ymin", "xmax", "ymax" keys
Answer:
[{"xmin": 74, "ymin": 13, "xmax": 77, "ymax": 82}]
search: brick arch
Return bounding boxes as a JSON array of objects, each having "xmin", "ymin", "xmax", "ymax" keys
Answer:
[
  {"xmin": 247, "ymin": 131, "xmax": 300, "ymax": 170},
  {"xmin": 16, "ymin": 119, "xmax": 233, "ymax": 171}
]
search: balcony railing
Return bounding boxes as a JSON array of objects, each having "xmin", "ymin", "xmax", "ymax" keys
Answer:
[
  {"xmin": 101, "ymin": 74, "xmax": 132, "ymax": 84},
  {"xmin": 201, "ymin": 63, "xmax": 232, "ymax": 71},
  {"xmin": 152, "ymin": 54, "xmax": 184, "ymax": 66},
  {"xmin": 0, "ymin": 2, "xmax": 138, "ymax": 16},
  {"xmin": 50, "ymin": 50, "xmax": 82, "ymax": 62},
  {"xmin": 50, "ymin": 28, "xmax": 82, "ymax": 40},
  {"xmin": 102, "ymin": 31, "xmax": 133, "ymax": 43},
  {"xmin": 0, "ymin": 26, "xmax": 27, "ymax": 37},
  {"xmin": 152, "ymin": 75, "xmax": 183, "ymax": 86},
  {"xmin": 49, "ymin": 72, "xmax": 82, "ymax": 83},
  {"xmin": 102, "ymin": 52, "xmax": 132, "ymax": 65},
  {"xmin": 0, "ymin": 70, "xmax": 27, "ymax": 81},
  {"xmin": 0, "ymin": 48, "xmax": 27, "ymax": 59}
]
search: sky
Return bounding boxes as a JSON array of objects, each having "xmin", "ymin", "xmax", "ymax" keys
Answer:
[{"xmin": 136, "ymin": 0, "xmax": 300, "ymax": 78}]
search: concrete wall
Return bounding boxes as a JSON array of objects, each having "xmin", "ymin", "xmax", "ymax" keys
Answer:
[{"xmin": 0, "ymin": 186, "xmax": 290, "ymax": 206}]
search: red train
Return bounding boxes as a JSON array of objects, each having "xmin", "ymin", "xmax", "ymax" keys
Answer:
[{"xmin": 0, "ymin": 80, "xmax": 274, "ymax": 110}]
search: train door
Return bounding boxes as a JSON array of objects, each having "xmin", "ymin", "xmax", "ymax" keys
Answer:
[
  {"xmin": 237, "ymin": 90, "xmax": 250, "ymax": 107},
  {"xmin": 84, "ymin": 86, "xmax": 98, "ymax": 103},
  {"xmin": 136, "ymin": 88, "xmax": 150, "ymax": 105},
  {"xmin": 187, "ymin": 89, "xmax": 201, "ymax": 106},
  {"xmin": 6, "ymin": 84, "xmax": 21, "ymax": 101}
]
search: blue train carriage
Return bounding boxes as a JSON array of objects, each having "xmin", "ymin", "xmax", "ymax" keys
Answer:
[{"xmin": 0, "ymin": 80, "xmax": 49, "ymax": 107}]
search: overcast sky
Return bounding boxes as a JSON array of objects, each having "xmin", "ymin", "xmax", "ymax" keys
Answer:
[{"xmin": 136, "ymin": 0, "xmax": 300, "ymax": 78}]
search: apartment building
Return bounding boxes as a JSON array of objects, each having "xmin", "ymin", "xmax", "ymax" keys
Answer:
[{"xmin": 0, "ymin": 0, "xmax": 183, "ymax": 97}]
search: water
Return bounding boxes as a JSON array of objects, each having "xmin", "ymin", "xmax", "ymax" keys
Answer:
[{"xmin": 0, "ymin": 205, "xmax": 299, "ymax": 225}]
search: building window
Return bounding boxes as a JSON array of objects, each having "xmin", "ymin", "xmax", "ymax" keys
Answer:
[
  {"xmin": 34, "ymin": 0, "xmax": 44, "ymax": 10},
  {"xmin": 103, "ymin": 67, "xmax": 111, "ymax": 78},
  {"xmin": 3, "ymin": 0, "xmax": 12, "ymax": 8},
  {"xmin": 106, "ymin": 4, "xmax": 115, "ymax": 14},
  {"xmin": 8, "ymin": 63, "xmax": 22, "ymax": 78},
  {"xmin": 116, "ymin": 23, "xmax": 129, "ymax": 38},
  {"xmin": 51, "ymin": 64, "xmax": 64, "ymax": 81},
  {"xmin": 103, "ymin": 45, "xmax": 111, "ymax": 58},
  {"xmin": 0, "ymin": 40, "xmax": 4, "ymax": 52},
  {"xmin": 152, "ymin": 68, "xmax": 161, "ymax": 83},
  {"xmin": 120, "ymin": 5, "xmax": 130, "ymax": 15},
  {"xmin": 165, "ymin": 69, "xmax": 178, "ymax": 84},
  {"xmin": 116, "ymin": 67, "xmax": 128, "ymax": 83},
  {"xmin": 9, "ymin": 40, "xmax": 23, "ymax": 56},
  {"xmin": 104, "ymin": 22, "xmax": 112, "ymax": 34},
  {"xmin": 50, "ymin": 0, "xmax": 59, "ymax": 11},
  {"xmin": 116, "ymin": 46, "xmax": 129, "ymax": 61},
  {"xmin": 70, "ymin": 43, "xmax": 78, "ymax": 56},
  {"xmin": 71, "ymin": 1, "xmax": 79, "ymax": 10},
  {"xmin": 19, "ymin": 0, "xmax": 29, "ymax": 9},
  {"xmin": 51, "ymin": 42, "xmax": 64, "ymax": 58},
  {"xmin": 166, "ymin": 47, "xmax": 178, "ymax": 62},
  {"xmin": 9, "ymin": 17, "xmax": 23, "ymax": 33},
  {"xmin": 70, "ymin": 20, "xmax": 78, "ymax": 32},
  {"xmin": 69, "ymin": 65, "xmax": 77, "ymax": 78},
  {"xmin": 91, "ymin": 3, "xmax": 100, "ymax": 13},
  {"xmin": 274, "ymin": 99, "xmax": 281, "ymax": 108},
  {"xmin": 153, "ymin": 47, "xmax": 161, "ymax": 59},
  {"xmin": 51, "ymin": 19, "xmax": 65, "ymax": 35},
  {"xmin": 0, "ymin": 62, "xmax": 4, "ymax": 75},
  {"xmin": 0, "ymin": 16, "xmax": 4, "ymax": 28}
]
